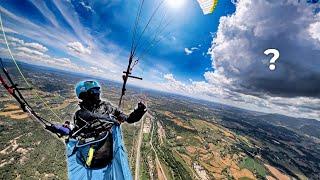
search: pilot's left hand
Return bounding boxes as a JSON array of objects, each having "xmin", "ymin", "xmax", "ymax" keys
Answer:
[{"xmin": 137, "ymin": 101, "xmax": 147, "ymax": 112}]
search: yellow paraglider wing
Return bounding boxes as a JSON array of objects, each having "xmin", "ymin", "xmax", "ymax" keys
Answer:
[{"xmin": 197, "ymin": 0, "xmax": 219, "ymax": 15}]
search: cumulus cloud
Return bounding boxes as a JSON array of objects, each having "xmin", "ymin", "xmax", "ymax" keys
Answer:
[
  {"xmin": 67, "ymin": 41, "xmax": 91, "ymax": 55},
  {"xmin": 158, "ymin": 72, "xmax": 320, "ymax": 120},
  {"xmin": 231, "ymin": 0, "xmax": 239, "ymax": 5},
  {"xmin": 158, "ymin": 0, "xmax": 320, "ymax": 120},
  {"xmin": 209, "ymin": 0, "xmax": 320, "ymax": 98},
  {"xmin": 163, "ymin": 73, "xmax": 189, "ymax": 92},
  {"xmin": 309, "ymin": 21, "xmax": 320, "ymax": 43}
]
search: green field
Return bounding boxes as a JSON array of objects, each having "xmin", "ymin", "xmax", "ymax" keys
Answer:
[{"xmin": 239, "ymin": 157, "xmax": 266, "ymax": 178}]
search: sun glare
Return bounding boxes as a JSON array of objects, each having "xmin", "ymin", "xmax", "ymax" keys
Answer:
[{"xmin": 166, "ymin": 0, "xmax": 185, "ymax": 10}]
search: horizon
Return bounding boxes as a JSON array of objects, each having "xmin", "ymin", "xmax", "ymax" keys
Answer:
[
  {"xmin": 0, "ymin": 0, "xmax": 319, "ymax": 120},
  {"xmin": 2, "ymin": 58, "xmax": 318, "ymax": 122}
]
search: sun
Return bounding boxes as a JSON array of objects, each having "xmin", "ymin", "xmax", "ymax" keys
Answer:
[{"xmin": 166, "ymin": 0, "xmax": 185, "ymax": 10}]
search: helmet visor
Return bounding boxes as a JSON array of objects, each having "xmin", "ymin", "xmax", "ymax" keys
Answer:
[{"xmin": 88, "ymin": 88, "xmax": 101, "ymax": 94}]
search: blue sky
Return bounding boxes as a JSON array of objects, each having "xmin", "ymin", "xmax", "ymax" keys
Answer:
[
  {"xmin": 0, "ymin": 0, "xmax": 235, "ymax": 82},
  {"xmin": 0, "ymin": 0, "xmax": 319, "ymax": 120}
]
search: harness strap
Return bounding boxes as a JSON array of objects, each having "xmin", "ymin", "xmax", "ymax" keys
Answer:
[
  {"xmin": 68, "ymin": 146, "xmax": 78, "ymax": 158},
  {"xmin": 0, "ymin": 60, "xmax": 55, "ymax": 129},
  {"xmin": 0, "ymin": 76, "xmax": 14, "ymax": 94},
  {"xmin": 0, "ymin": 75, "xmax": 27, "ymax": 111}
]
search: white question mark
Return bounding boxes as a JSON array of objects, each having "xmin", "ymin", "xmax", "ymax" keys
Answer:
[{"xmin": 264, "ymin": 49, "xmax": 280, "ymax": 71}]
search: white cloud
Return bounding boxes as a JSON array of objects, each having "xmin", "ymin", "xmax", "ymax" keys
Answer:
[
  {"xmin": 30, "ymin": 0, "xmax": 59, "ymax": 27},
  {"xmin": 3, "ymin": 27, "xmax": 17, "ymax": 34},
  {"xmin": 15, "ymin": 46, "xmax": 46, "ymax": 57},
  {"xmin": 184, "ymin": 47, "xmax": 199, "ymax": 55},
  {"xmin": 90, "ymin": 66, "xmax": 104, "ymax": 73},
  {"xmin": 158, "ymin": 72, "xmax": 320, "ymax": 120},
  {"xmin": 184, "ymin": 48, "xmax": 192, "ymax": 55},
  {"xmin": 164, "ymin": 73, "xmax": 174, "ymax": 81},
  {"xmin": 309, "ymin": 21, "xmax": 320, "ymax": 43},
  {"xmin": 0, "ymin": 35, "xmax": 80, "ymax": 71},
  {"xmin": 162, "ymin": 73, "xmax": 190, "ymax": 93},
  {"xmin": 24, "ymin": 42, "xmax": 48, "ymax": 52},
  {"xmin": 1, "ymin": 35, "xmax": 48, "ymax": 53},
  {"xmin": 54, "ymin": 57, "xmax": 71, "ymax": 64},
  {"xmin": 7, "ymin": 36, "xmax": 24, "ymax": 44},
  {"xmin": 204, "ymin": 70, "xmax": 232, "ymax": 86},
  {"xmin": 51, "ymin": 1, "xmax": 92, "ymax": 43},
  {"xmin": 67, "ymin": 41, "xmax": 91, "ymax": 55},
  {"xmin": 79, "ymin": 1, "xmax": 95, "ymax": 13},
  {"xmin": 231, "ymin": 0, "xmax": 238, "ymax": 5}
]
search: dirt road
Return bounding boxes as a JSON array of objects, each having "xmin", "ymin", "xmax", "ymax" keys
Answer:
[
  {"xmin": 134, "ymin": 113, "xmax": 145, "ymax": 180},
  {"xmin": 149, "ymin": 115, "xmax": 167, "ymax": 180}
]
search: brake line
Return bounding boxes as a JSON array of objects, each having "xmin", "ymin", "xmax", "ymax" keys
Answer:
[{"xmin": 0, "ymin": 12, "xmax": 63, "ymax": 122}]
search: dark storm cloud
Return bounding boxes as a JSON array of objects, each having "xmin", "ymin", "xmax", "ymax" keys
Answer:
[{"xmin": 210, "ymin": 0, "xmax": 320, "ymax": 98}]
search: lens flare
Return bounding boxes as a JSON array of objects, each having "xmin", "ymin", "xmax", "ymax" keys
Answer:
[{"xmin": 166, "ymin": 0, "xmax": 185, "ymax": 10}]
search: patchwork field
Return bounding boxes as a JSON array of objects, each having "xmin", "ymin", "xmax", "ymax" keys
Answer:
[{"xmin": 1, "ymin": 62, "xmax": 319, "ymax": 179}]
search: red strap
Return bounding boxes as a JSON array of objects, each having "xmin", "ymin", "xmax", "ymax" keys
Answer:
[
  {"xmin": 0, "ymin": 76, "xmax": 4, "ymax": 84},
  {"xmin": 8, "ymin": 87, "xmax": 14, "ymax": 94},
  {"xmin": 0, "ymin": 76, "xmax": 14, "ymax": 95}
]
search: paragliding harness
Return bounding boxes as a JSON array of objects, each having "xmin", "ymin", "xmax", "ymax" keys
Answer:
[
  {"xmin": 69, "ymin": 130, "xmax": 114, "ymax": 169},
  {"xmin": 71, "ymin": 116, "xmax": 114, "ymax": 146},
  {"xmin": 68, "ymin": 110, "xmax": 118, "ymax": 168}
]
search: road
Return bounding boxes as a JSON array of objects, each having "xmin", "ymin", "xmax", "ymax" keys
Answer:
[
  {"xmin": 134, "ymin": 113, "xmax": 145, "ymax": 180},
  {"xmin": 149, "ymin": 115, "xmax": 167, "ymax": 180},
  {"xmin": 133, "ymin": 110, "xmax": 168, "ymax": 180}
]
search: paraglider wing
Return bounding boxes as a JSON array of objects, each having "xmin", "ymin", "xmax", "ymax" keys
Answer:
[{"xmin": 197, "ymin": 0, "xmax": 219, "ymax": 15}]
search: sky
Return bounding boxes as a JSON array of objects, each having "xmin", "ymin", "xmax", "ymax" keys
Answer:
[{"xmin": 0, "ymin": 0, "xmax": 319, "ymax": 120}]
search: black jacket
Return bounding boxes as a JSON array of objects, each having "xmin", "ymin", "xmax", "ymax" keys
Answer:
[
  {"xmin": 72, "ymin": 100, "xmax": 146, "ymax": 168},
  {"xmin": 74, "ymin": 100, "xmax": 145, "ymax": 130}
]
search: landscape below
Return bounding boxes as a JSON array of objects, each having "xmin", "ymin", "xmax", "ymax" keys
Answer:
[{"xmin": 0, "ymin": 61, "xmax": 319, "ymax": 180}]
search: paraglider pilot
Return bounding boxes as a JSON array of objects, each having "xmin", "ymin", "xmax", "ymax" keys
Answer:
[
  {"xmin": 74, "ymin": 80, "xmax": 147, "ymax": 128},
  {"xmin": 71, "ymin": 80, "xmax": 147, "ymax": 168}
]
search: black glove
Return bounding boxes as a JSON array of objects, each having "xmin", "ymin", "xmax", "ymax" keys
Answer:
[
  {"xmin": 136, "ymin": 102, "xmax": 147, "ymax": 112},
  {"xmin": 126, "ymin": 102, "xmax": 147, "ymax": 124},
  {"xmin": 114, "ymin": 109, "xmax": 121, "ymax": 117}
]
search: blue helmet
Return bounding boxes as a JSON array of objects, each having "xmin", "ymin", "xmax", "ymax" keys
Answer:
[{"xmin": 75, "ymin": 80, "xmax": 101, "ymax": 99}]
